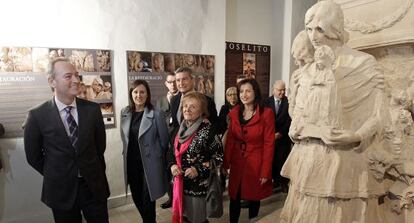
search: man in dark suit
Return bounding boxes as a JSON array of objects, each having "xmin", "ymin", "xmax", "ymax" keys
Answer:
[
  {"xmin": 156, "ymin": 72, "xmax": 178, "ymax": 134},
  {"xmin": 155, "ymin": 71, "xmax": 178, "ymax": 209},
  {"xmin": 24, "ymin": 58, "xmax": 110, "ymax": 223},
  {"xmin": 170, "ymin": 67, "xmax": 218, "ymax": 129},
  {"xmin": 0, "ymin": 123, "xmax": 4, "ymax": 137},
  {"xmin": 264, "ymin": 80, "xmax": 292, "ymax": 193},
  {"xmin": 0, "ymin": 123, "xmax": 4, "ymax": 170}
]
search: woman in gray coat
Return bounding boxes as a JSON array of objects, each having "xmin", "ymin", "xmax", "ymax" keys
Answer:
[{"xmin": 120, "ymin": 80, "xmax": 169, "ymax": 223}]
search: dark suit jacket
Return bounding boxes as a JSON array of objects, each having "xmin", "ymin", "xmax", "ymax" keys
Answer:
[
  {"xmin": 156, "ymin": 96, "xmax": 174, "ymax": 135},
  {"xmin": 265, "ymin": 96, "xmax": 292, "ymax": 157},
  {"xmin": 170, "ymin": 92, "xmax": 218, "ymax": 129},
  {"xmin": 24, "ymin": 97, "xmax": 109, "ymax": 210},
  {"xmin": 264, "ymin": 96, "xmax": 292, "ymax": 181},
  {"xmin": 217, "ymin": 103, "xmax": 233, "ymax": 135},
  {"xmin": 265, "ymin": 96, "xmax": 292, "ymax": 139}
]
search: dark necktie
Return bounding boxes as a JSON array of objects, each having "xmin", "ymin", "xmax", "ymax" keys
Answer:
[
  {"xmin": 275, "ymin": 99, "xmax": 281, "ymax": 115},
  {"xmin": 64, "ymin": 106, "xmax": 79, "ymax": 148}
]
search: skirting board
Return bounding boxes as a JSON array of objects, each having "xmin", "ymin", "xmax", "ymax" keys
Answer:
[{"xmin": 108, "ymin": 193, "xmax": 133, "ymax": 209}]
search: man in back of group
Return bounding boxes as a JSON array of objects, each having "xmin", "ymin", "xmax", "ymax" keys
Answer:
[
  {"xmin": 24, "ymin": 57, "xmax": 110, "ymax": 223},
  {"xmin": 156, "ymin": 71, "xmax": 178, "ymax": 209},
  {"xmin": 157, "ymin": 72, "xmax": 179, "ymax": 133},
  {"xmin": 264, "ymin": 80, "xmax": 292, "ymax": 193},
  {"xmin": 170, "ymin": 67, "xmax": 218, "ymax": 130}
]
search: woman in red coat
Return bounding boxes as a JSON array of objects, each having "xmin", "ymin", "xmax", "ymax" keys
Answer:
[{"xmin": 223, "ymin": 78, "xmax": 275, "ymax": 222}]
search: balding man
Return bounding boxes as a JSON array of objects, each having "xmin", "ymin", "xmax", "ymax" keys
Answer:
[
  {"xmin": 264, "ymin": 80, "xmax": 292, "ymax": 193},
  {"xmin": 24, "ymin": 58, "xmax": 109, "ymax": 223}
]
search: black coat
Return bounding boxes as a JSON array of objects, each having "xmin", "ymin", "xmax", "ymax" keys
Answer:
[
  {"xmin": 217, "ymin": 103, "xmax": 233, "ymax": 135},
  {"xmin": 167, "ymin": 122, "xmax": 223, "ymax": 197},
  {"xmin": 264, "ymin": 96, "xmax": 292, "ymax": 181},
  {"xmin": 23, "ymin": 98, "xmax": 109, "ymax": 210}
]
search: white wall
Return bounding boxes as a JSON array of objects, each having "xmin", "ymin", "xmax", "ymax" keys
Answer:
[
  {"xmin": 225, "ymin": 0, "xmax": 317, "ymax": 94},
  {"xmin": 286, "ymin": 0, "xmax": 317, "ymax": 85},
  {"xmin": 0, "ymin": 0, "xmax": 225, "ymax": 222},
  {"xmin": 226, "ymin": 0, "xmax": 281, "ymax": 95},
  {"xmin": 226, "ymin": 0, "xmax": 274, "ymax": 45}
]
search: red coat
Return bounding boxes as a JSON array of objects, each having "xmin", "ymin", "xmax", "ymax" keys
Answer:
[{"xmin": 224, "ymin": 105, "xmax": 275, "ymax": 200}]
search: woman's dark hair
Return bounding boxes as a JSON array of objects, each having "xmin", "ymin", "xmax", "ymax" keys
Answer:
[
  {"xmin": 236, "ymin": 78, "xmax": 264, "ymax": 115},
  {"xmin": 128, "ymin": 79, "xmax": 154, "ymax": 111}
]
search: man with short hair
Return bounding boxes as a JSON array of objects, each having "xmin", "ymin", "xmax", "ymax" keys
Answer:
[
  {"xmin": 156, "ymin": 71, "xmax": 178, "ymax": 209},
  {"xmin": 24, "ymin": 58, "xmax": 110, "ymax": 223},
  {"xmin": 264, "ymin": 80, "xmax": 292, "ymax": 193},
  {"xmin": 170, "ymin": 67, "xmax": 218, "ymax": 128}
]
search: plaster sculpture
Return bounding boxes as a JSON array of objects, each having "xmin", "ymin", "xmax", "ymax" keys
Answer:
[
  {"xmin": 344, "ymin": 0, "xmax": 413, "ymax": 34},
  {"xmin": 355, "ymin": 42, "xmax": 414, "ymax": 222},
  {"xmin": 367, "ymin": 75, "xmax": 414, "ymax": 222},
  {"xmin": 332, "ymin": 0, "xmax": 414, "ymax": 49},
  {"xmin": 280, "ymin": 1, "xmax": 388, "ymax": 222},
  {"xmin": 366, "ymin": 88, "xmax": 414, "ymax": 223},
  {"xmin": 288, "ymin": 30, "xmax": 314, "ymax": 119}
]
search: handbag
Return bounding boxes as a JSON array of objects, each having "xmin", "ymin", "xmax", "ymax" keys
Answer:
[{"xmin": 206, "ymin": 159, "xmax": 223, "ymax": 218}]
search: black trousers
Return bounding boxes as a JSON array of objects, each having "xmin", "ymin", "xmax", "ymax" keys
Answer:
[
  {"xmin": 128, "ymin": 161, "xmax": 156, "ymax": 223},
  {"xmin": 272, "ymin": 142, "xmax": 291, "ymax": 186},
  {"xmin": 52, "ymin": 178, "xmax": 109, "ymax": 223},
  {"xmin": 229, "ymin": 188, "xmax": 260, "ymax": 223},
  {"xmin": 166, "ymin": 160, "xmax": 173, "ymax": 201}
]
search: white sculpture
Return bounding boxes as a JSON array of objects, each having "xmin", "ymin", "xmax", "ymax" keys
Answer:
[
  {"xmin": 289, "ymin": 30, "xmax": 314, "ymax": 119},
  {"xmin": 304, "ymin": 45, "xmax": 342, "ymax": 129},
  {"xmin": 280, "ymin": 1, "xmax": 388, "ymax": 222}
]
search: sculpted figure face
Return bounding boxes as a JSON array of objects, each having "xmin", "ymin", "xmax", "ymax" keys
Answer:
[
  {"xmin": 305, "ymin": 1, "xmax": 348, "ymax": 48},
  {"xmin": 306, "ymin": 25, "xmax": 328, "ymax": 48},
  {"xmin": 314, "ymin": 45, "xmax": 335, "ymax": 70},
  {"xmin": 291, "ymin": 30, "xmax": 315, "ymax": 67}
]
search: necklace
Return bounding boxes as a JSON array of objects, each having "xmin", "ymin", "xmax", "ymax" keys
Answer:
[{"xmin": 243, "ymin": 109, "xmax": 255, "ymax": 120}]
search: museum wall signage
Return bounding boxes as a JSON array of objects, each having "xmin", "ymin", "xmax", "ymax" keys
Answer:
[
  {"xmin": 0, "ymin": 47, "xmax": 115, "ymax": 138},
  {"xmin": 225, "ymin": 41, "xmax": 271, "ymax": 99},
  {"xmin": 126, "ymin": 51, "xmax": 215, "ymax": 103}
]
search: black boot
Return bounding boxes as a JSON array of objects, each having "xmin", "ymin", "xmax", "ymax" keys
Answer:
[{"xmin": 160, "ymin": 199, "xmax": 172, "ymax": 209}]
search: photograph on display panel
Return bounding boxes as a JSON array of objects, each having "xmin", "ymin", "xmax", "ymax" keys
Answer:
[
  {"xmin": 0, "ymin": 46, "xmax": 115, "ymax": 138},
  {"xmin": 127, "ymin": 50, "xmax": 215, "ymax": 105},
  {"xmin": 225, "ymin": 42, "xmax": 270, "ymax": 100},
  {"xmin": 0, "ymin": 47, "xmax": 33, "ymax": 72},
  {"xmin": 243, "ymin": 53, "xmax": 256, "ymax": 79},
  {"xmin": 127, "ymin": 51, "xmax": 152, "ymax": 72}
]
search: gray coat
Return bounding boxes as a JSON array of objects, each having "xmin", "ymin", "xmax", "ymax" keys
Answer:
[{"xmin": 120, "ymin": 106, "xmax": 169, "ymax": 201}]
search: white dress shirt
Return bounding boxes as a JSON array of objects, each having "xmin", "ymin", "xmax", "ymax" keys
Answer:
[{"xmin": 54, "ymin": 97, "xmax": 78, "ymax": 137}]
